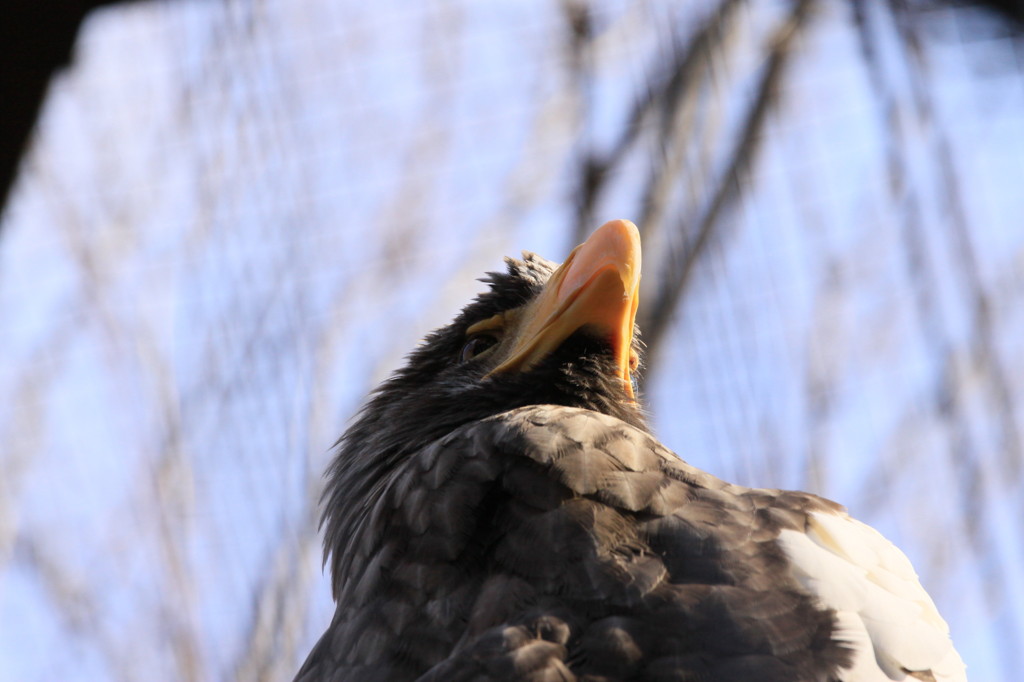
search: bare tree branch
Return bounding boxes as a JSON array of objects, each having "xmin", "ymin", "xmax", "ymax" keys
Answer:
[{"xmin": 639, "ymin": 0, "xmax": 817, "ymax": 374}]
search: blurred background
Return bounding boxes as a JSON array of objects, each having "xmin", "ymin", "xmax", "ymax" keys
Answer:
[{"xmin": 1, "ymin": 0, "xmax": 1022, "ymax": 679}]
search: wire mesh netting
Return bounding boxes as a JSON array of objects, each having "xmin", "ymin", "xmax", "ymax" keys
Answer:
[{"xmin": 1, "ymin": 0, "xmax": 1022, "ymax": 679}]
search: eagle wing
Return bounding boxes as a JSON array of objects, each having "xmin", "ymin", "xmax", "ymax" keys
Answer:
[{"xmin": 776, "ymin": 512, "xmax": 966, "ymax": 681}]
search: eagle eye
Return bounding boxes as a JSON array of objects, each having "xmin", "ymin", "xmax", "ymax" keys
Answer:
[{"xmin": 460, "ymin": 334, "xmax": 498, "ymax": 363}]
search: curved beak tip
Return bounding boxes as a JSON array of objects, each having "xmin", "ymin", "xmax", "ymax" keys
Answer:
[{"xmin": 564, "ymin": 219, "xmax": 641, "ymax": 293}]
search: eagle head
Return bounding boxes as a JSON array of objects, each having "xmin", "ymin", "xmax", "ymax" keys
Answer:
[{"xmin": 321, "ymin": 220, "xmax": 646, "ymax": 593}]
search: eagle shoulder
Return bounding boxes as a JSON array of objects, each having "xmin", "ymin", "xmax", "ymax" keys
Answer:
[
  {"xmin": 491, "ymin": 405, "xmax": 965, "ymax": 682},
  {"xmin": 303, "ymin": 405, "xmax": 962, "ymax": 682}
]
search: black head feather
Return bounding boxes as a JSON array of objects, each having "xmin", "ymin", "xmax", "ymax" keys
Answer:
[{"xmin": 320, "ymin": 250, "xmax": 646, "ymax": 595}]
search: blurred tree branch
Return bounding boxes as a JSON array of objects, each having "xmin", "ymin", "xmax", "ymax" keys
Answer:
[
  {"xmin": 569, "ymin": 0, "xmax": 816, "ymax": 377},
  {"xmin": 637, "ymin": 0, "xmax": 815, "ymax": 372}
]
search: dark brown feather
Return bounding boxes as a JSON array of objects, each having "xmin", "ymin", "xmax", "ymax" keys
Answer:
[{"xmin": 296, "ymin": 405, "xmax": 849, "ymax": 681}]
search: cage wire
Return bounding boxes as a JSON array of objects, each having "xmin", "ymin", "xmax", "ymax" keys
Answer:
[{"xmin": 0, "ymin": 0, "xmax": 1022, "ymax": 680}]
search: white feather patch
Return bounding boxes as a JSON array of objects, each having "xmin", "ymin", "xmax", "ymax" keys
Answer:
[{"xmin": 776, "ymin": 511, "xmax": 967, "ymax": 681}]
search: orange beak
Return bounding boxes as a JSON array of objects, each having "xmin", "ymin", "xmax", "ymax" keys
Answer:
[{"xmin": 482, "ymin": 219, "xmax": 641, "ymax": 399}]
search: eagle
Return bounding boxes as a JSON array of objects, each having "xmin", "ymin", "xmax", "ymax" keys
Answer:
[{"xmin": 295, "ymin": 220, "xmax": 965, "ymax": 682}]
